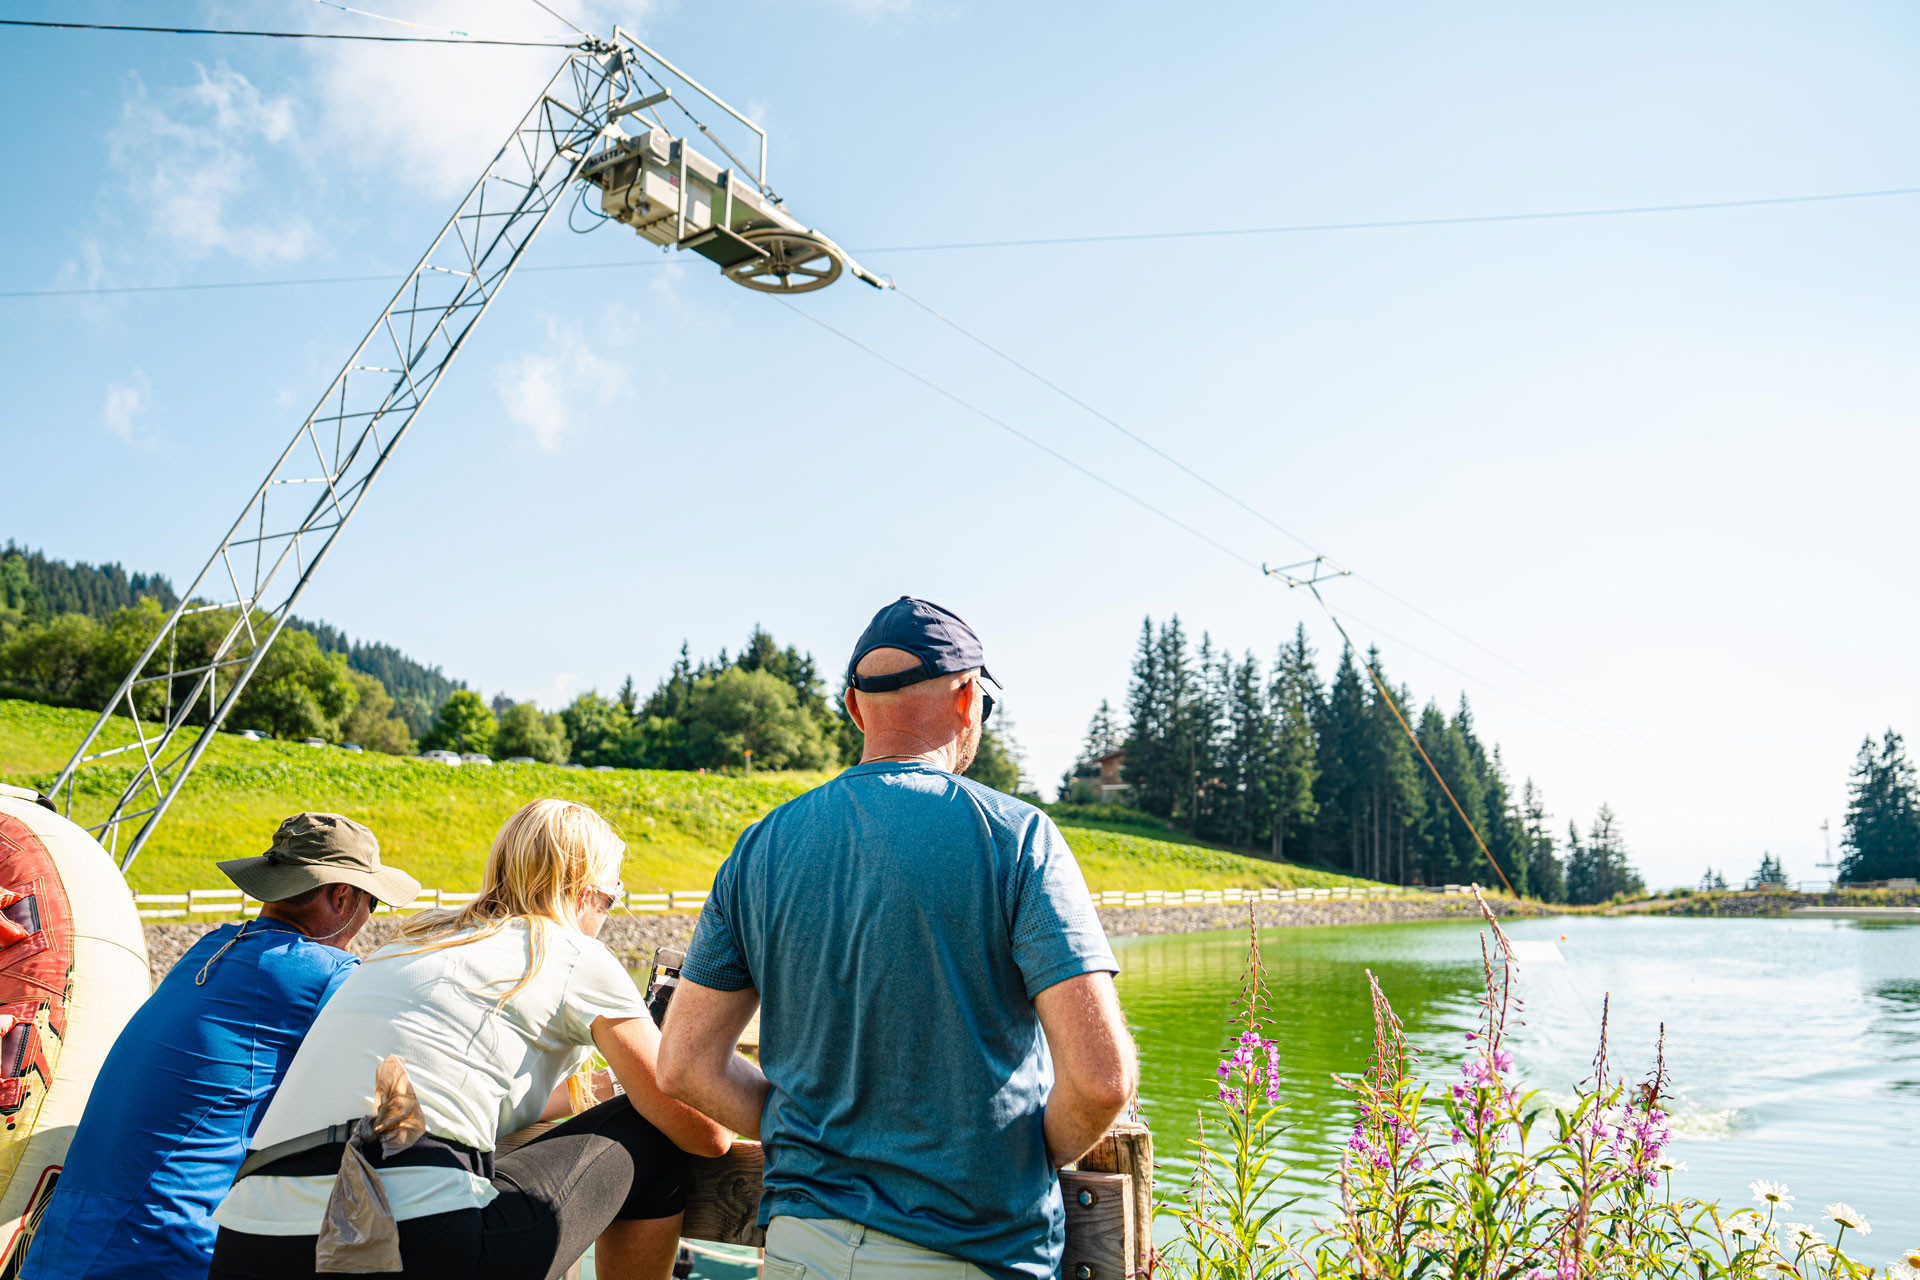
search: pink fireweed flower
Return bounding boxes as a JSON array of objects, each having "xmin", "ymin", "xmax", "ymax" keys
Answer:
[
  {"xmin": 1218, "ymin": 1085, "xmax": 1243, "ymax": 1108},
  {"xmin": 1492, "ymin": 1048, "xmax": 1515, "ymax": 1073}
]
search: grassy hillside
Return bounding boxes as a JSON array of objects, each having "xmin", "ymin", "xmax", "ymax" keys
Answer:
[{"xmin": 0, "ymin": 699, "xmax": 1371, "ymax": 896}]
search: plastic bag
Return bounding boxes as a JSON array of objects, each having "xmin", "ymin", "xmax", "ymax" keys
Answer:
[{"xmin": 316, "ymin": 1054, "xmax": 427, "ymax": 1274}]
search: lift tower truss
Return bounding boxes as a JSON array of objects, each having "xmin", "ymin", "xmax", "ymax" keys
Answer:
[{"xmin": 50, "ymin": 44, "xmax": 643, "ymax": 868}]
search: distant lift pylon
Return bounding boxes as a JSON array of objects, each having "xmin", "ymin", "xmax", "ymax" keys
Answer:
[{"xmin": 50, "ymin": 28, "xmax": 881, "ymax": 871}]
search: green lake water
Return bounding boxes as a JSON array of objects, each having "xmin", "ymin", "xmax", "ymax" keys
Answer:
[
  {"xmin": 1115, "ymin": 915, "xmax": 1920, "ymax": 1253},
  {"xmin": 648, "ymin": 913, "xmax": 1919, "ymax": 1277}
]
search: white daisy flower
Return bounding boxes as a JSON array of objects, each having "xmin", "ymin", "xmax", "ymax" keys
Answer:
[
  {"xmin": 1823, "ymin": 1203, "xmax": 1869, "ymax": 1234},
  {"xmin": 1750, "ymin": 1180, "xmax": 1793, "ymax": 1209},
  {"xmin": 1783, "ymin": 1225, "xmax": 1829, "ymax": 1259},
  {"xmin": 1653, "ymin": 1156, "xmax": 1688, "ymax": 1173},
  {"xmin": 1724, "ymin": 1211, "xmax": 1767, "ymax": 1239},
  {"xmin": 1889, "ymin": 1257, "xmax": 1920, "ymax": 1280}
]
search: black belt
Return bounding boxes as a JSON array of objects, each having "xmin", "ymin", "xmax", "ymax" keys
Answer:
[{"xmin": 235, "ymin": 1125, "xmax": 493, "ymax": 1183}]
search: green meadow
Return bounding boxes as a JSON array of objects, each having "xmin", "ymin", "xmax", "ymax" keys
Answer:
[{"xmin": 0, "ymin": 698, "xmax": 1373, "ymax": 896}]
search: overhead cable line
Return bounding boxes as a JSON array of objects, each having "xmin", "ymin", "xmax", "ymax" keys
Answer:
[
  {"xmin": 779, "ymin": 300, "xmax": 1626, "ymax": 750},
  {"xmin": 890, "ymin": 285, "xmax": 1642, "ymax": 746},
  {"xmin": 774, "ymin": 301, "xmax": 1263, "ymax": 573},
  {"xmin": 856, "ymin": 185, "xmax": 1920, "ymax": 253},
  {"xmin": 10, "ymin": 181, "xmax": 1916, "ymax": 300},
  {"xmin": 0, "ymin": 259, "xmax": 675, "ymax": 300},
  {"xmin": 0, "ymin": 18, "xmax": 578, "ymax": 46}
]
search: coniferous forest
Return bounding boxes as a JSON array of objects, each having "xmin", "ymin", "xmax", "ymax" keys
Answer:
[{"xmin": 1060, "ymin": 617, "xmax": 1645, "ymax": 904}]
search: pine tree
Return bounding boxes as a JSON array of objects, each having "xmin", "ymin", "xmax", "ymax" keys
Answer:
[
  {"xmin": 1699, "ymin": 867, "xmax": 1728, "ymax": 891},
  {"xmin": 1414, "ymin": 701, "xmax": 1486, "ymax": 887},
  {"xmin": 1122, "ymin": 618, "xmax": 1174, "ymax": 815},
  {"xmin": 1521, "ymin": 779, "xmax": 1565, "ymax": 902},
  {"xmin": 1312, "ymin": 645, "xmax": 1369, "ymax": 871},
  {"xmin": 1837, "ymin": 730, "xmax": 1920, "ymax": 884},
  {"xmin": 1182, "ymin": 631, "xmax": 1223, "ymax": 830},
  {"xmin": 1084, "ymin": 700, "xmax": 1123, "ymax": 758},
  {"xmin": 1457, "ymin": 699, "xmax": 1528, "ymax": 896},
  {"xmin": 1566, "ymin": 806, "xmax": 1643, "ymax": 903},
  {"xmin": 1746, "ymin": 853, "xmax": 1788, "ymax": 890},
  {"xmin": 1059, "ymin": 700, "xmax": 1124, "ymax": 802},
  {"xmin": 1211, "ymin": 651, "xmax": 1272, "ymax": 848},
  {"xmin": 1266, "ymin": 625, "xmax": 1321, "ymax": 863}
]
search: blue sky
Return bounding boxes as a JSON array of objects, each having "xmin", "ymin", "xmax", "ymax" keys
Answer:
[{"xmin": 4, "ymin": 1, "xmax": 1919, "ymax": 888}]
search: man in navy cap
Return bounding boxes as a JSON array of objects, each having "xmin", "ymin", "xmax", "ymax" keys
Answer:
[{"xmin": 658, "ymin": 597, "xmax": 1136, "ymax": 1280}]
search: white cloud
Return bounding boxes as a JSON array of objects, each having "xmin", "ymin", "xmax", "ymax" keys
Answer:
[
  {"xmin": 116, "ymin": 65, "xmax": 317, "ymax": 263},
  {"xmin": 102, "ymin": 372, "xmax": 153, "ymax": 442},
  {"xmin": 496, "ymin": 317, "xmax": 630, "ymax": 450},
  {"xmin": 302, "ymin": 1, "xmax": 635, "ymax": 198}
]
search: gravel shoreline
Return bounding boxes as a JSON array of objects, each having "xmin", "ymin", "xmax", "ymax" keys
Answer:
[{"xmin": 139, "ymin": 895, "xmax": 1541, "ymax": 986}]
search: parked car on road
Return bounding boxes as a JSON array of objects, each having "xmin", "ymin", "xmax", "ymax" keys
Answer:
[
  {"xmin": 235, "ymin": 729, "xmax": 267, "ymax": 742},
  {"xmin": 339, "ymin": 743, "xmax": 364, "ymax": 753},
  {"xmin": 504, "ymin": 756, "xmax": 535, "ymax": 765},
  {"xmin": 302, "ymin": 737, "xmax": 327, "ymax": 747},
  {"xmin": 420, "ymin": 750, "xmax": 461, "ymax": 766},
  {"xmin": 460, "ymin": 753, "xmax": 492, "ymax": 766}
]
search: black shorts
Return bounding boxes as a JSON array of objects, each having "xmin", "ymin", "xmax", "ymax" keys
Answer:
[{"xmin": 209, "ymin": 1097, "xmax": 689, "ymax": 1280}]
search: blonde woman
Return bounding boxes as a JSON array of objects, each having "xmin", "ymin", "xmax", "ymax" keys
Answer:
[{"xmin": 208, "ymin": 799, "xmax": 731, "ymax": 1280}]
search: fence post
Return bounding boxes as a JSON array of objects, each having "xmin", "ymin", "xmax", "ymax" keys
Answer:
[{"xmin": 1078, "ymin": 1119, "xmax": 1154, "ymax": 1275}]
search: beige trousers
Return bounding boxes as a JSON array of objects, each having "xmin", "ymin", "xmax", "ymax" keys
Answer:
[{"xmin": 761, "ymin": 1215, "xmax": 994, "ymax": 1280}]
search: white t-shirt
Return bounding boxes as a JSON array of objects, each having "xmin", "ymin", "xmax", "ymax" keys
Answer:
[{"xmin": 213, "ymin": 918, "xmax": 648, "ymax": 1235}]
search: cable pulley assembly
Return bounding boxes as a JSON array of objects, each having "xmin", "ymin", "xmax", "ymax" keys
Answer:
[{"xmin": 580, "ymin": 34, "xmax": 885, "ymax": 294}]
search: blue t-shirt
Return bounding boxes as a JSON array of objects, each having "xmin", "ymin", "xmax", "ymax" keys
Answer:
[
  {"xmin": 23, "ymin": 918, "xmax": 357, "ymax": 1280},
  {"xmin": 682, "ymin": 762, "xmax": 1118, "ymax": 1280}
]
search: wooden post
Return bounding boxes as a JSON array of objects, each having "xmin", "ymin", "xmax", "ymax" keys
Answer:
[
  {"xmin": 682, "ymin": 1140, "xmax": 767, "ymax": 1246},
  {"xmin": 1060, "ymin": 1170, "xmax": 1132, "ymax": 1280},
  {"xmin": 1078, "ymin": 1119, "xmax": 1154, "ymax": 1275}
]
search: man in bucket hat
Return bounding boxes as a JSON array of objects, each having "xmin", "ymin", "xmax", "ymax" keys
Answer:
[{"xmin": 23, "ymin": 813, "xmax": 418, "ymax": 1280}]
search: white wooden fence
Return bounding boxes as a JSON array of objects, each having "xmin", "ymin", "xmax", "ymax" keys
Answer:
[
  {"xmin": 133, "ymin": 888, "xmax": 715, "ymax": 920},
  {"xmin": 134, "ymin": 883, "xmax": 1474, "ymax": 920},
  {"xmin": 1090, "ymin": 883, "xmax": 1470, "ymax": 908}
]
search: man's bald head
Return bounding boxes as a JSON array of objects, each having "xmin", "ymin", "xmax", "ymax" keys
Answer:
[{"xmin": 847, "ymin": 646, "xmax": 985, "ymax": 773}]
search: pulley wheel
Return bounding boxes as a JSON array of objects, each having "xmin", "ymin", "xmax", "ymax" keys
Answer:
[{"xmin": 724, "ymin": 230, "xmax": 843, "ymax": 294}]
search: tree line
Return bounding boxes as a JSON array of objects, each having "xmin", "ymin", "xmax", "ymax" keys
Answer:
[
  {"xmin": 1062, "ymin": 617, "xmax": 1645, "ymax": 903},
  {"xmin": 1, "ymin": 542, "xmax": 1026, "ymax": 788},
  {"xmin": 1, "ymin": 544, "xmax": 463, "ymax": 739},
  {"xmin": 418, "ymin": 626, "xmax": 1023, "ymax": 791}
]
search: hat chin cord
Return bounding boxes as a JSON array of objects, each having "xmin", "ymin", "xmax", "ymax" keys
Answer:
[{"xmin": 195, "ymin": 889, "xmax": 369, "ymax": 984}]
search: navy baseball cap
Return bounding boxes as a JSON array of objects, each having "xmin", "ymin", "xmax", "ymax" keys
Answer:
[{"xmin": 847, "ymin": 597, "xmax": 999, "ymax": 693}]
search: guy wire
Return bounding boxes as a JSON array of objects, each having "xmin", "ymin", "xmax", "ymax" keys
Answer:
[{"xmin": 1304, "ymin": 583, "xmax": 1518, "ymax": 901}]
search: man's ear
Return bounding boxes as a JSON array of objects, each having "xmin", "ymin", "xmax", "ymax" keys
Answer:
[{"xmin": 843, "ymin": 686, "xmax": 866, "ymax": 732}]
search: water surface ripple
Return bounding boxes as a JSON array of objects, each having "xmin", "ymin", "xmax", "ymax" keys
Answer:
[{"xmin": 1112, "ymin": 915, "xmax": 1919, "ymax": 1250}]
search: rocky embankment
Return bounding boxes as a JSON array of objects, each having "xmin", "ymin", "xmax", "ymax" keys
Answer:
[
  {"xmin": 140, "ymin": 895, "xmax": 1541, "ymax": 986},
  {"xmin": 1633, "ymin": 888, "xmax": 1920, "ymax": 917}
]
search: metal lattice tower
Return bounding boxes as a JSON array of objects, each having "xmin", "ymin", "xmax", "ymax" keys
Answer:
[{"xmin": 51, "ymin": 44, "xmax": 644, "ymax": 868}]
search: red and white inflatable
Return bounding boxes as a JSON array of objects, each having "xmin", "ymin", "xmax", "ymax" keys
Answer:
[{"xmin": 0, "ymin": 785, "xmax": 149, "ymax": 1274}]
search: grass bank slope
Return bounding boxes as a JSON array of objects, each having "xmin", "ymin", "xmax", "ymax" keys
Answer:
[{"xmin": 0, "ymin": 699, "xmax": 1371, "ymax": 896}]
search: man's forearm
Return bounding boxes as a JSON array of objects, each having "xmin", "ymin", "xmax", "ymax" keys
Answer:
[
  {"xmin": 671, "ymin": 1054, "xmax": 772, "ymax": 1141},
  {"xmin": 1042, "ymin": 1081, "xmax": 1127, "ymax": 1167}
]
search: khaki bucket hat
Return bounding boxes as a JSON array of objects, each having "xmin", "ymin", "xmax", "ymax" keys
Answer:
[{"xmin": 217, "ymin": 812, "xmax": 419, "ymax": 907}]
